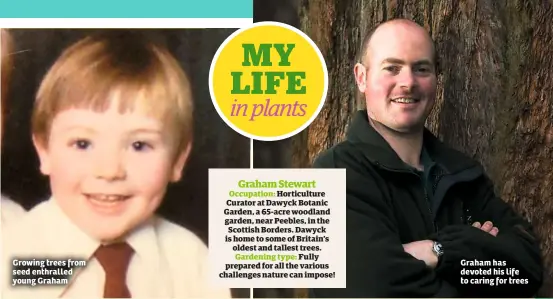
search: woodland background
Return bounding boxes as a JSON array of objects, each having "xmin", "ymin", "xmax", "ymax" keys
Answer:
[{"xmin": 253, "ymin": 0, "xmax": 553, "ymax": 297}]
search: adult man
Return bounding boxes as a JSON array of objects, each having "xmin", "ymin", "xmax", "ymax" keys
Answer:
[{"xmin": 310, "ymin": 19, "xmax": 543, "ymax": 297}]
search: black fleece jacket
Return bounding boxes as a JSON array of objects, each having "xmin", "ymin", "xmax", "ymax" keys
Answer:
[{"xmin": 309, "ymin": 110, "xmax": 543, "ymax": 298}]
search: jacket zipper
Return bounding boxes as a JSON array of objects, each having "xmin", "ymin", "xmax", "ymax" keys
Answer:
[
  {"xmin": 418, "ymin": 173, "xmax": 438, "ymax": 233},
  {"xmin": 374, "ymin": 161, "xmax": 437, "ymax": 233}
]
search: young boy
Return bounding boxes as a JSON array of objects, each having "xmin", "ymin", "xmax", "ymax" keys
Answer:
[
  {"xmin": 2, "ymin": 31, "xmax": 231, "ymax": 298},
  {"xmin": 1, "ymin": 29, "xmax": 27, "ymax": 225}
]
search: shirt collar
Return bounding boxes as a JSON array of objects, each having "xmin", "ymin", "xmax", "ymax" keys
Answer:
[
  {"xmin": 45, "ymin": 198, "xmax": 99, "ymax": 259},
  {"xmin": 125, "ymin": 216, "xmax": 162, "ymax": 270},
  {"xmin": 345, "ymin": 110, "xmax": 479, "ymax": 174},
  {"xmin": 45, "ymin": 198, "xmax": 162, "ymax": 267}
]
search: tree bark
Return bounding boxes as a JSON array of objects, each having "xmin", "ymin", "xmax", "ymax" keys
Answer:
[{"xmin": 293, "ymin": 0, "xmax": 553, "ymax": 297}]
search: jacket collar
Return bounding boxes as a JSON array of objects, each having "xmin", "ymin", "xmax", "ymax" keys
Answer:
[{"xmin": 346, "ymin": 110, "xmax": 480, "ymax": 174}]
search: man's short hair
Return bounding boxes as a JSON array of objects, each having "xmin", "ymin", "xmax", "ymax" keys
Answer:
[{"xmin": 356, "ymin": 19, "xmax": 438, "ymax": 69}]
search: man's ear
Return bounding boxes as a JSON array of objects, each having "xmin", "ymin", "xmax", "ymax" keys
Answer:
[
  {"xmin": 353, "ymin": 63, "xmax": 368, "ymax": 93},
  {"xmin": 33, "ymin": 135, "xmax": 51, "ymax": 175},
  {"xmin": 171, "ymin": 141, "xmax": 192, "ymax": 182}
]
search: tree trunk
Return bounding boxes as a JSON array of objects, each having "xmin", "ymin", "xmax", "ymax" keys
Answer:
[{"xmin": 292, "ymin": 0, "xmax": 553, "ymax": 297}]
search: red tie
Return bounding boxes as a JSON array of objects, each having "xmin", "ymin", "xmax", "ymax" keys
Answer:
[{"xmin": 94, "ymin": 242, "xmax": 134, "ymax": 298}]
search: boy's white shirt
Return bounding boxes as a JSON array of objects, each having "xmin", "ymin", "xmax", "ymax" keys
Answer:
[
  {"xmin": 1, "ymin": 195, "xmax": 26, "ymax": 226},
  {"xmin": 2, "ymin": 198, "xmax": 231, "ymax": 299}
]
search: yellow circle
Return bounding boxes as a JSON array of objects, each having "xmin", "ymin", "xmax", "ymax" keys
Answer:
[{"xmin": 209, "ymin": 21, "xmax": 328, "ymax": 141}]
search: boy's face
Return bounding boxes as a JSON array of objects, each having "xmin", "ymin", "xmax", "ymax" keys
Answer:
[{"xmin": 34, "ymin": 102, "xmax": 190, "ymax": 242}]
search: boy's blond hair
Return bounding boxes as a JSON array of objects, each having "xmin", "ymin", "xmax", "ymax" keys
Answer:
[{"xmin": 32, "ymin": 31, "xmax": 193, "ymax": 156}]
